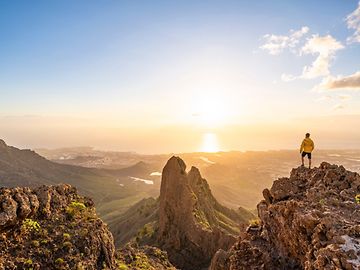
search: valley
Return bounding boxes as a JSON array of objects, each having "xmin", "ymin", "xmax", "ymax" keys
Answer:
[{"xmin": 36, "ymin": 145, "xmax": 360, "ymax": 210}]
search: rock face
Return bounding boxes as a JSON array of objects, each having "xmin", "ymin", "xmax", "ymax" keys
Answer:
[
  {"xmin": 210, "ymin": 162, "xmax": 360, "ymax": 270},
  {"xmin": 158, "ymin": 156, "xmax": 249, "ymax": 270},
  {"xmin": 0, "ymin": 184, "xmax": 116, "ymax": 269}
]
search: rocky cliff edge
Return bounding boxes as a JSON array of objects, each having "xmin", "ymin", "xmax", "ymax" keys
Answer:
[{"xmin": 211, "ymin": 162, "xmax": 360, "ymax": 270}]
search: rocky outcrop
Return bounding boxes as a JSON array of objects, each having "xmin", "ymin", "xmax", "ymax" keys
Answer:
[
  {"xmin": 0, "ymin": 184, "xmax": 116, "ymax": 269},
  {"xmin": 158, "ymin": 156, "xmax": 251, "ymax": 270},
  {"xmin": 210, "ymin": 162, "xmax": 360, "ymax": 270}
]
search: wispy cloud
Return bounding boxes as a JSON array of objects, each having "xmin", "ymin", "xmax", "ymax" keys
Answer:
[
  {"xmin": 315, "ymin": 71, "xmax": 360, "ymax": 91},
  {"xmin": 338, "ymin": 94, "xmax": 352, "ymax": 100},
  {"xmin": 333, "ymin": 104, "xmax": 345, "ymax": 111},
  {"xmin": 260, "ymin": 26, "xmax": 309, "ymax": 55},
  {"xmin": 317, "ymin": 95, "xmax": 332, "ymax": 101},
  {"xmin": 317, "ymin": 94, "xmax": 352, "ymax": 101},
  {"xmin": 280, "ymin": 73, "xmax": 296, "ymax": 82},
  {"xmin": 346, "ymin": 2, "xmax": 360, "ymax": 44},
  {"xmin": 300, "ymin": 35, "xmax": 344, "ymax": 79}
]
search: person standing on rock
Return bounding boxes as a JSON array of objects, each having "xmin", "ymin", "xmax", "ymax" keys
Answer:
[{"xmin": 300, "ymin": 133, "xmax": 314, "ymax": 169}]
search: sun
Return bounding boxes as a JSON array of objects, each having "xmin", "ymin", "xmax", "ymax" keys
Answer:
[
  {"xmin": 191, "ymin": 94, "xmax": 229, "ymax": 127},
  {"xmin": 201, "ymin": 133, "xmax": 220, "ymax": 152}
]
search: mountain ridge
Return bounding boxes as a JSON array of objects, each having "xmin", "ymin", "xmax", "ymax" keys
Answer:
[{"xmin": 0, "ymin": 139, "xmax": 160, "ymax": 230}]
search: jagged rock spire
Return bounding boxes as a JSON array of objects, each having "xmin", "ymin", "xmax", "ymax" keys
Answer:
[{"xmin": 158, "ymin": 156, "xmax": 244, "ymax": 270}]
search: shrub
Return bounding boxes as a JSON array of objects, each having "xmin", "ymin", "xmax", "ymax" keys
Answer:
[
  {"xmin": 153, "ymin": 248, "xmax": 166, "ymax": 261},
  {"xmin": 23, "ymin": 259, "xmax": 33, "ymax": 270},
  {"xmin": 355, "ymin": 194, "xmax": 360, "ymax": 204},
  {"xmin": 118, "ymin": 263, "xmax": 128, "ymax": 270},
  {"xmin": 69, "ymin": 201, "xmax": 86, "ymax": 209},
  {"xmin": 22, "ymin": 219, "xmax": 41, "ymax": 233},
  {"xmin": 63, "ymin": 233, "xmax": 71, "ymax": 240},
  {"xmin": 24, "ymin": 259, "xmax": 33, "ymax": 265},
  {"xmin": 131, "ymin": 254, "xmax": 152, "ymax": 269},
  {"xmin": 55, "ymin": 258, "xmax": 64, "ymax": 264},
  {"xmin": 66, "ymin": 201, "xmax": 86, "ymax": 218}
]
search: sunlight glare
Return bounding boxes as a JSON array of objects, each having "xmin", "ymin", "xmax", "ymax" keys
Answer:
[
  {"xmin": 191, "ymin": 94, "xmax": 229, "ymax": 127},
  {"xmin": 201, "ymin": 133, "xmax": 220, "ymax": 152}
]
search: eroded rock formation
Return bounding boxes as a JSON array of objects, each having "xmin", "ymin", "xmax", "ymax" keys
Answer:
[{"xmin": 158, "ymin": 156, "xmax": 249, "ymax": 270}]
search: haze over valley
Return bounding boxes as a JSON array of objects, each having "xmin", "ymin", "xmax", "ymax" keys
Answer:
[
  {"xmin": 36, "ymin": 146, "xmax": 360, "ymax": 210},
  {"xmin": 2, "ymin": 139, "xmax": 360, "ymax": 216}
]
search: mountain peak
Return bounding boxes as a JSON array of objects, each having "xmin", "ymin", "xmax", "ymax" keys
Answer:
[
  {"xmin": 134, "ymin": 160, "xmax": 148, "ymax": 168},
  {"xmin": 0, "ymin": 139, "xmax": 7, "ymax": 148},
  {"xmin": 188, "ymin": 165, "xmax": 201, "ymax": 177},
  {"xmin": 164, "ymin": 156, "xmax": 186, "ymax": 172}
]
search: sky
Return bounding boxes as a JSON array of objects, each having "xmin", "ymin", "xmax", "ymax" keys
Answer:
[{"xmin": 1, "ymin": 0, "xmax": 360, "ymax": 153}]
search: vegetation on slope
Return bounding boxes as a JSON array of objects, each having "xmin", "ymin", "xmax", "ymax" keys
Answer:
[{"xmin": 0, "ymin": 184, "xmax": 115, "ymax": 269}]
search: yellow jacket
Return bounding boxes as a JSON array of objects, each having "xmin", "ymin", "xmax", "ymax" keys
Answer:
[{"xmin": 300, "ymin": 138, "xmax": 314, "ymax": 153}]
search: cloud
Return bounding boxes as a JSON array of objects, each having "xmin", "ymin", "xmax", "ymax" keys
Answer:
[
  {"xmin": 338, "ymin": 94, "xmax": 352, "ymax": 100},
  {"xmin": 317, "ymin": 94, "xmax": 352, "ymax": 102},
  {"xmin": 346, "ymin": 2, "xmax": 360, "ymax": 43},
  {"xmin": 260, "ymin": 26, "xmax": 309, "ymax": 55},
  {"xmin": 280, "ymin": 35, "xmax": 344, "ymax": 81},
  {"xmin": 333, "ymin": 104, "xmax": 345, "ymax": 111},
  {"xmin": 315, "ymin": 71, "xmax": 360, "ymax": 91},
  {"xmin": 317, "ymin": 95, "xmax": 332, "ymax": 101},
  {"xmin": 300, "ymin": 35, "xmax": 344, "ymax": 79},
  {"xmin": 280, "ymin": 73, "xmax": 296, "ymax": 82}
]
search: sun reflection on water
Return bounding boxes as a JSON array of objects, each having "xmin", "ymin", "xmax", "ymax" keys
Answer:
[{"xmin": 201, "ymin": 133, "xmax": 220, "ymax": 152}]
